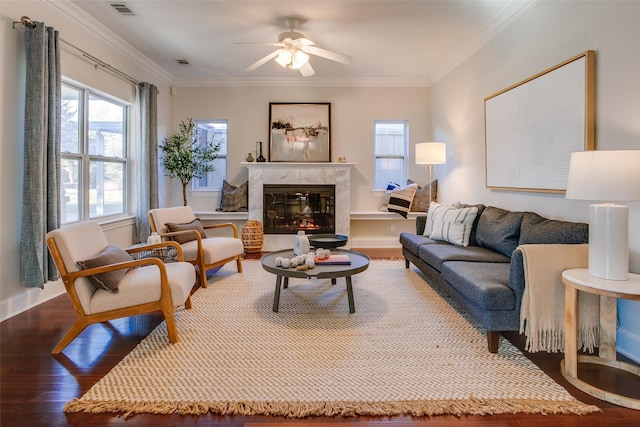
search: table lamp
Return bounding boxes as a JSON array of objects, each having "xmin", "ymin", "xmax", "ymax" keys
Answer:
[
  {"xmin": 416, "ymin": 142, "xmax": 446, "ymax": 203},
  {"xmin": 565, "ymin": 150, "xmax": 640, "ymax": 280}
]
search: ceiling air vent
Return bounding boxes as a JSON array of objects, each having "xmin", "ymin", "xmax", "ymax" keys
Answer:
[
  {"xmin": 110, "ymin": 3, "xmax": 135, "ymax": 15},
  {"xmin": 176, "ymin": 59, "xmax": 191, "ymax": 65}
]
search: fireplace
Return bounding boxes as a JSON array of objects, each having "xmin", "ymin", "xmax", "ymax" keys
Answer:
[
  {"xmin": 263, "ymin": 185, "xmax": 335, "ymax": 234},
  {"xmin": 245, "ymin": 162, "xmax": 353, "ymax": 251}
]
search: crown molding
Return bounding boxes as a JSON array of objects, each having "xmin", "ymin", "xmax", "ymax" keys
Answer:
[
  {"xmin": 171, "ymin": 76, "xmax": 431, "ymax": 88},
  {"xmin": 41, "ymin": 0, "xmax": 174, "ymax": 85},
  {"xmin": 429, "ymin": 0, "xmax": 542, "ymax": 85}
]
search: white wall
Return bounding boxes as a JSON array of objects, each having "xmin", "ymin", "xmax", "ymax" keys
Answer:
[
  {"xmin": 167, "ymin": 85, "xmax": 431, "ymax": 211},
  {"xmin": 429, "ymin": 1, "xmax": 640, "ymax": 362},
  {"xmin": 0, "ymin": 1, "xmax": 171, "ymax": 320}
]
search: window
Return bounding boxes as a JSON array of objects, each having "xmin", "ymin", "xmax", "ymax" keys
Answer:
[
  {"xmin": 60, "ymin": 82, "xmax": 128, "ymax": 224},
  {"xmin": 192, "ymin": 120, "xmax": 228, "ymax": 191},
  {"xmin": 373, "ymin": 120, "xmax": 408, "ymax": 190}
]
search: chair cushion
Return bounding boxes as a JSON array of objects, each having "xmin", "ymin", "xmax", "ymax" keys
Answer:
[
  {"xmin": 180, "ymin": 237, "xmax": 244, "ymax": 265},
  {"xmin": 149, "ymin": 206, "xmax": 196, "ymax": 233},
  {"xmin": 77, "ymin": 245, "xmax": 134, "ymax": 293},
  {"xmin": 167, "ymin": 219, "xmax": 207, "ymax": 244},
  {"xmin": 88, "ymin": 261, "xmax": 195, "ymax": 314},
  {"xmin": 218, "ymin": 180, "xmax": 248, "ymax": 212}
]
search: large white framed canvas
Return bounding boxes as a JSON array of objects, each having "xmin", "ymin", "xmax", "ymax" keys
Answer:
[{"xmin": 484, "ymin": 51, "xmax": 595, "ymax": 193}]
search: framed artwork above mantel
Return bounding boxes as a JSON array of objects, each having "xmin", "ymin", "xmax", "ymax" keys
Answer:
[
  {"xmin": 269, "ymin": 102, "xmax": 331, "ymax": 162},
  {"xmin": 484, "ymin": 50, "xmax": 595, "ymax": 193}
]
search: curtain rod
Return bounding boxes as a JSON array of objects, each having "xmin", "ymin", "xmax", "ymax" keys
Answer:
[{"xmin": 14, "ymin": 15, "xmax": 142, "ymax": 86}]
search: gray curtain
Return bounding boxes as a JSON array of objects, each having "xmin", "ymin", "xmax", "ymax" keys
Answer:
[
  {"xmin": 136, "ymin": 82, "xmax": 158, "ymax": 243},
  {"xmin": 20, "ymin": 23, "xmax": 61, "ymax": 288}
]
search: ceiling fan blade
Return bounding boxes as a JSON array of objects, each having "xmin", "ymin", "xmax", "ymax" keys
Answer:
[
  {"xmin": 303, "ymin": 45, "xmax": 352, "ymax": 64},
  {"xmin": 246, "ymin": 50, "xmax": 281, "ymax": 71},
  {"xmin": 299, "ymin": 61, "xmax": 315, "ymax": 77}
]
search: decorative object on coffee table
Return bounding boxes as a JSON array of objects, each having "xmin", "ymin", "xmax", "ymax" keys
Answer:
[
  {"xmin": 308, "ymin": 234, "xmax": 348, "ymax": 249},
  {"xmin": 241, "ymin": 220, "xmax": 263, "ymax": 253}
]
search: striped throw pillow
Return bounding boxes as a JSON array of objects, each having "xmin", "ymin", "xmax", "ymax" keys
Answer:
[
  {"xmin": 423, "ymin": 202, "xmax": 454, "ymax": 237},
  {"xmin": 429, "ymin": 206, "xmax": 479, "ymax": 246},
  {"xmin": 386, "ymin": 183, "xmax": 418, "ymax": 218}
]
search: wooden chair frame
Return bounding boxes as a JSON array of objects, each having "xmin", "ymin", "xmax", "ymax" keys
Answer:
[
  {"xmin": 148, "ymin": 215, "xmax": 243, "ymax": 288},
  {"xmin": 46, "ymin": 239, "xmax": 193, "ymax": 355}
]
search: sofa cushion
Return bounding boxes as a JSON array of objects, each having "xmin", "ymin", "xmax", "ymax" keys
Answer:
[
  {"xmin": 418, "ymin": 243, "xmax": 510, "ymax": 271},
  {"xmin": 475, "ymin": 206, "xmax": 525, "ymax": 257},
  {"xmin": 429, "ymin": 206, "xmax": 478, "ymax": 246},
  {"xmin": 387, "ymin": 183, "xmax": 418, "ymax": 218},
  {"xmin": 441, "ymin": 261, "xmax": 514, "ymax": 311},
  {"xmin": 399, "ymin": 232, "xmax": 447, "ymax": 256},
  {"xmin": 518, "ymin": 212, "xmax": 588, "ymax": 245}
]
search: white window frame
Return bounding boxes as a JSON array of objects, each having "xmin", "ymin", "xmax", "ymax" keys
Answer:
[
  {"xmin": 373, "ymin": 120, "xmax": 409, "ymax": 190},
  {"xmin": 60, "ymin": 80, "xmax": 129, "ymax": 224}
]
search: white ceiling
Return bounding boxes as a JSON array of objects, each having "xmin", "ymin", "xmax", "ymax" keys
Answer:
[{"xmin": 62, "ymin": 0, "xmax": 538, "ymax": 86}]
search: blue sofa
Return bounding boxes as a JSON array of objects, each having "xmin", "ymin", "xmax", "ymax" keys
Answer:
[{"xmin": 399, "ymin": 205, "xmax": 588, "ymax": 353}]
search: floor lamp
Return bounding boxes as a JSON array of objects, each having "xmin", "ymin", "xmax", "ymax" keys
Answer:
[
  {"xmin": 415, "ymin": 142, "xmax": 446, "ymax": 203},
  {"xmin": 565, "ymin": 150, "xmax": 640, "ymax": 281}
]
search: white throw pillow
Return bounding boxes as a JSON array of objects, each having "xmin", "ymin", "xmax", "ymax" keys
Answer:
[
  {"xmin": 429, "ymin": 206, "xmax": 479, "ymax": 246},
  {"xmin": 423, "ymin": 202, "xmax": 454, "ymax": 237}
]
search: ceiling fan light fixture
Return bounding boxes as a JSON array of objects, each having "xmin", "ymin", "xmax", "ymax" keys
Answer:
[{"xmin": 275, "ymin": 47, "xmax": 309, "ymax": 70}]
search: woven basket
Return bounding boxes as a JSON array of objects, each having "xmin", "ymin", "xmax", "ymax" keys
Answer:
[{"xmin": 241, "ymin": 220, "xmax": 263, "ymax": 253}]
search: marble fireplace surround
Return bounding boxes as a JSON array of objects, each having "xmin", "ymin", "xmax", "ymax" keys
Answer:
[{"xmin": 244, "ymin": 162, "xmax": 354, "ymax": 252}]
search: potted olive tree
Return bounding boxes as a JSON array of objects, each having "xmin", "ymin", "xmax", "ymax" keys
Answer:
[{"xmin": 159, "ymin": 118, "xmax": 221, "ymax": 206}]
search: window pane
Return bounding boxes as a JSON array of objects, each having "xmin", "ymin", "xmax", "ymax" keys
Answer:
[
  {"xmin": 90, "ymin": 160, "xmax": 124, "ymax": 217},
  {"xmin": 88, "ymin": 95, "xmax": 125, "ymax": 157},
  {"xmin": 375, "ymin": 122, "xmax": 406, "ymax": 155},
  {"xmin": 374, "ymin": 158, "xmax": 404, "ymax": 189},
  {"xmin": 192, "ymin": 120, "xmax": 228, "ymax": 190},
  {"xmin": 61, "ymin": 158, "xmax": 81, "ymax": 223},
  {"xmin": 61, "ymin": 85, "xmax": 81, "ymax": 154}
]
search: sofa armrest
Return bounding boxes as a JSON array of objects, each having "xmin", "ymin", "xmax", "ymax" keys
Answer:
[{"xmin": 416, "ymin": 215, "xmax": 427, "ymax": 236}]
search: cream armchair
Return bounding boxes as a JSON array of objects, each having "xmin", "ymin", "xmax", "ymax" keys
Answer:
[
  {"xmin": 46, "ymin": 221, "xmax": 196, "ymax": 355},
  {"xmin": 148, "ymin": 206, "xmax": 244, "ymax": 288}
]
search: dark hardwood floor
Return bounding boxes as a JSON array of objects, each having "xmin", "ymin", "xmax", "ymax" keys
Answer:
[{"xmin": 2, "ymin": 253, "xmax": 640, "ymax": 426}]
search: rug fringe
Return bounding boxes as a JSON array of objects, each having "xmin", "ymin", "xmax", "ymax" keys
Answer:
[{"xmin": 64, "ymin": 398, "xmax": 600, "ymax": 418}]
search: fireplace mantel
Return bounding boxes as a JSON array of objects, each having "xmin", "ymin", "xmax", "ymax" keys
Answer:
[{"xmin": 243, "ymin": 162, "xmax": 354, "ymax": 251}]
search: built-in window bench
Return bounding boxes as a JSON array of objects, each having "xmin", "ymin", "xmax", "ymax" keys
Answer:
[
  {"xmin": 195, "ymin": 211, "xmax": 249, "ymax": 221},
  {"xmin": 350, "ymin": 211, "xmax": 421, "ymax": 220}
]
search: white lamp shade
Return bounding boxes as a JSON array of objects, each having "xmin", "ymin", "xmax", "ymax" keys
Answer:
[
  {"xmin": 416, "ymin": 142, "xmax": 446, "ymax": 165},
  {"xmin": 565, "ymin": 150, "xmax": 640, "ymax": 281},
  {"xmin": 565, "ymin": 150, "xmax": 640, "ymax": 201}
]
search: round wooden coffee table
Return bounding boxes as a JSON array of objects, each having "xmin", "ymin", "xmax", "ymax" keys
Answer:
[{"xmin": 261, "ymin": 249, "xmax": 370, "ymax": 314}]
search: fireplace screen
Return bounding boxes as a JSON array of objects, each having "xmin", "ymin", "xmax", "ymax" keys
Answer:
[{"xmin": 263, "ymin": 184, "xmax": 335, "ymax": 234}]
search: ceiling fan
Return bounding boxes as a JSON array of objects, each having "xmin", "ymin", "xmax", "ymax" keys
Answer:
[{"xmin": 242, "ymin": 17, "xmax": 352, "ymax": 77}]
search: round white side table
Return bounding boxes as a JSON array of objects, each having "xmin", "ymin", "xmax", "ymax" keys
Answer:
[{"xmin": 561, "ymin": 268, "xmax": 640, "ymax": 410}]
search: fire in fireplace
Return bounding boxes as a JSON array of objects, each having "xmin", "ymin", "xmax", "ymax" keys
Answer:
[{"xmin": 263, "ymin": 184, "xmax": 335, "ymax": 235}]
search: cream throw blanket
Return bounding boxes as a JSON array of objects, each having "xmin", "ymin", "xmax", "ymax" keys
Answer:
[{"xmin": 518, "ymin": 244, "xmax": 599, "ymax": 353}]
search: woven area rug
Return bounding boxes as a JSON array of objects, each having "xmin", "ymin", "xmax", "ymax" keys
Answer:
[{"xmin": 64, "ymin": 260, "xmax": 598, "ymax": 418}]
